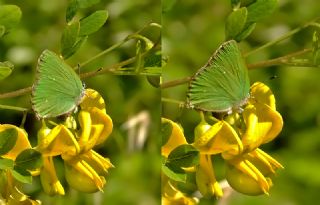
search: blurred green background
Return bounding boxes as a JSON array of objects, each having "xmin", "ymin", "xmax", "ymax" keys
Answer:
[
  {"xmin": 163, "ymin": 0, "xmax": 320, "ymax": 204},
  {"xmin": 0, "ymin": 0, "xmax": 160, "ymax": 204}
]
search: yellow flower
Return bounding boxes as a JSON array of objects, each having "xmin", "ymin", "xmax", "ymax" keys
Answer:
[
  {"xmin": 191, "ymin": 82, "xmax": 283, "ymax": 195},
  {"xmin": 162, "ymin": 175, "xmax": 198, "ymax": 205},
  {"xmin": 36, "ymin": 88, "xmax": 114, "ymax": 193},
  {"xmin": 161, "ymin": 118, "xmax": 187, "ymax": 158},
  {"xmin": 0, "ymin": 124, "xmax": 31, "ymax": 160}
]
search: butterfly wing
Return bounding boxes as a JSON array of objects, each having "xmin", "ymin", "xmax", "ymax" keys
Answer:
[
  {"xmin": 187, "ymin": 40, "xmax": 250, "ymax": 112},
  {"xmin": 32, "ymin": 50, "xmax": 84, "ymax": 118}
]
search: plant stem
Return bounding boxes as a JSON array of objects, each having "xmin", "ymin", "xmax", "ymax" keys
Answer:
[
  {"xmin": 0, "ymin": 36, "xmax": 160, "ymax": 100},
  {"xmin": 0, "ymin": 104, "xmax": 29, "ymax": 112},
  {"xmin": 161, "ymin": 48, "xmax": 312, "ymax": 89},
  {"xmin": 161, "ymin": 97, "xmax": 185, "ymax": 107},
  {"xmin": 0, "ymin": 87, "xmax": 32, "ymax": 99},
  {"xmin": 244, "ymin": 17, "xmax": 320, "ymax": 57},
  {"xmin": 247, "ymin": 48, "xmax": 312, "ymax": 69},
  {"xmin": 161, "ymin": 76, "xmax": 192, "ymax": 89}
]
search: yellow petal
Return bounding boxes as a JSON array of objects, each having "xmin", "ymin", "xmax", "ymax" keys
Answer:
[
  {"xmin": 193, "ymin": 121, "xmax": 243, "ymax": 157},
  {"xmin": 196, "ymin": 154, "xmax": 223, "ymax": 198},
  {"xmin": 1, "ymin": 124, "xmax": 31, "ymax": 160},
  {"xmin": 78, "ymin": 110, "xmax": 92, "ymax": 147},
  {"xmin": 80, "ymin": 89, "xmax": 106, "ymax": 112},
  {"xmin": 250, "ymin": 82, "xmax": 276, "ymax": 110},
  {"xmin": 228, "ymin": 158, "xmax": 270, "ymax": 194},
  {"xmin": 80, "ymin": 150, "xmax": 114, "ymax": 175},
  {"xmin": 40, "ymin": 156, "xmax": 65, "ymax": 196},
  {"xmin": 87, "ymin": 107, "xmax": 113, "ymax": 146},
  {"xmin": 242, "ymin": 103, "xmax": 283, "ymax": 151},
  {"xmin": 38, "ymin": 125, "xmax": 80, "ymax": 156},
  {"xmin": 161, "ymin": 118, "xmax": 187, "ymax": 158}
]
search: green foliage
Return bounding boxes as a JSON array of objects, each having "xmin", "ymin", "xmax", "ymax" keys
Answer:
[
  {"xmin": 79, "ymin": 10, "xmax": 108, "ymax": 36},
  {"xmin": 0, "ymin": 158, "xmax": 14, "ymax": 170},
  {"xmin": 161, "ymin": 121, "xmax": 172, "ymax": 146},
  {"xmin": 0, "ymin": 128, "xmax": 18, "ymax": 155},
  {"xmin": 226, "ymin": 0, "xmax": 278, "ymax": 41},
  {"xmin": 0, "ymin": 5, "xmax": 22, "ymax": 34},
  {"xmin": 15, "ymin": 149, "xmax": 43, "ymax": 171},
  {"xmin": 0, "ymin": 61, "xmax": 14, "ymax": 80},
  {"xmin": 162, "ymin": 162, "xmax": 187, "ymax": 182},
  {"xmin": 11, "ymin": 166, "xmax": 32, "ymax": 184},
  {"xmin": 166, "ymin": 144, "xmax": 199, "ymax": 171},
  {"xmin": 60, "ymin": 22, "xmax": 80, "ymax": 59},
  {"xmin": 226, "ymin": 7, "xmax": 248, "ymax": 40}
]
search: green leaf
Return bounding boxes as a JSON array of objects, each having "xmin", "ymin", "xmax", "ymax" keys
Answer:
[
  {"xmin": 61, "ymin": 22, "xmax": 80, "ymax": 59},
  {"xmin": 225, "ymin": 7, "xmax": 248, "ymax": 40},
  {"xmin": 12, "ymin": 166, "xmax": 32, "ymax": 184},
  {"xmin": 0, "ymin": 25, "xmax": 5, "ymax": 37},
  {"xmin": 0, "ymin": 128, "xmax": 18, "ymax": 155},
  {"xmin": 0, "ymin": 5, "xmax": 22, "ymax": 31},
  {"xmin": 0, "ymin": 158, "xmax": 14, "ymax": 170},
  {"xmin": 162, "ymin": 163, "xmax": 187, "ymax": 183},
  {"xmin": 64, "ymin": 36, "xmax": 88, "ymax": 59},
  {"xmin": 77, "ymin": 0, "xmax": 100, "ymax": 8},
  {"xmin": 66, "ymin": 0, "xmax": 79, "ymax": 23},
  {"xmin": 166, "ymin": 144, "xmax": 200, "ymax": 169},
  {"xmin": 235, "ymin": 22, "xmax": 256, "ymax": 41},
  {"xmin": 162, "ymin": 121, "xmax": 173, "ymax": 146},
  {"xmin": 15, "ymin": 149, "xmax": 43, "ymax": 170},
  {"xmin": 246, "ymin": 0, "xmax": 277, "ymax": 23},
  {"xmin": 79, "ymin": 10, "xmax": 108, "ymax": 36},
  {"xmin": 0, "ymin": 61, "xmax": 14, "ymax": 80}
]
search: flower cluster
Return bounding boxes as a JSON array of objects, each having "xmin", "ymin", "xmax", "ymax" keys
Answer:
[
  {"xmin": 162, "ymin": 82, "xmax": 284, "ymax": 202},
  {"xmin": 0, "ymin": 88, "xmax": 114, "ymax": 204},
  {"xmin": 36, "ymin": 88, "xmax": 114, "ymax": 195},
  {"xmin": 0, "ymin": 124, "xmax": 40, "ymax": 204}
]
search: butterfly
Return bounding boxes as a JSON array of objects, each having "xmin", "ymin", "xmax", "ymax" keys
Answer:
[
  {"xmin": 31, "ymin": 50, "xmax": 85, "ymax": 119},
  {"xmin": 187, "ymin": 40, "xmax": 250, "ymax": 113}
]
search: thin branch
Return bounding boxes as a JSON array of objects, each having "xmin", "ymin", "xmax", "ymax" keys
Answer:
[
  {"xmin": 244, "ymin": 17, "xmax": 320, "ymax": 57},
  {"xmin": 0, "ymin": 35, "xmax": 160, "ymax": 100},
  {"xmin": 0, "ymin": 104, "xmax": 29, "ymax": 112},
  {"xmin": 247, "ymin": 48, "xmax": 312, "ymax": 69},
  {"xmin": 161, "ymin": 76, "xmax": 192, "ymax": 89},
  {"xmin": 0, "ymin": 87, "xmax": 32, "ymax": 99}
]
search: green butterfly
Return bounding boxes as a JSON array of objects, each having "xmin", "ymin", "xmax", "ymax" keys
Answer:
[
  {"xmin": 32, "ymin": 50, "xmax": 85, "ymax": 119},
  {"xmin": 187, "ymin": 40, "xmax": 250, "ymax": 113}
]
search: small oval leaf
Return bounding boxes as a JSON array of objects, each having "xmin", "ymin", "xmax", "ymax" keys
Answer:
[
  {"xmin": 66, "ymin": 0, "xmax": 79, "ymax": 23},
  {"xmin": 166, "ymin": 144, "xmax": 200, "ymax": 169},
  {"xmin": 79, "ymin": 10, "xmax": 108, "ymax": 36},
  {"xmin": 61, "ymin": 22, "xmax": 80, "ymax": 59},
  {"xmin": 225, "ymin": 7, "xmax": 248, "ymax": 40},
  {"xmin": 162, "ymin": 121, "xmax": 173, "ymax": 146},
  {"xmin": 12, "ymin": 166, "xmax": 32, "ymax": 184},
  {"xmin": 15, "ymin": 149, "xmax": 43, "ymax": 170},
  {"xmin": 0, "ymin": 128, "xmax": 18, "ymax": 155},
  {"xmin": 0, "ymin": 158, "xmax": 14, "ymax": 170},
  {"xmin": 246, "ymin": 0, "xmax": 278, "ymax": 23},
  {"xmin": 0, "ymin": 5, "xmax": 22, "ymax": 31},
  {"xmin": 235, "ymin": 22, "xmax": 256, "ymax": 41},
  {"xmin": 0, "ymin": 61, "xmax": 14, "ymax": 80}
]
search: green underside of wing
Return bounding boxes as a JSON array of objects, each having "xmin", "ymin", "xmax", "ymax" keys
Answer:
[
  {"xmin": 32, "ymin": 50, "xmax": 84, "ymax": 118},
  {"xmin": 187, "ymin": 40, "xmax": 250, "ymax": 112}
]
